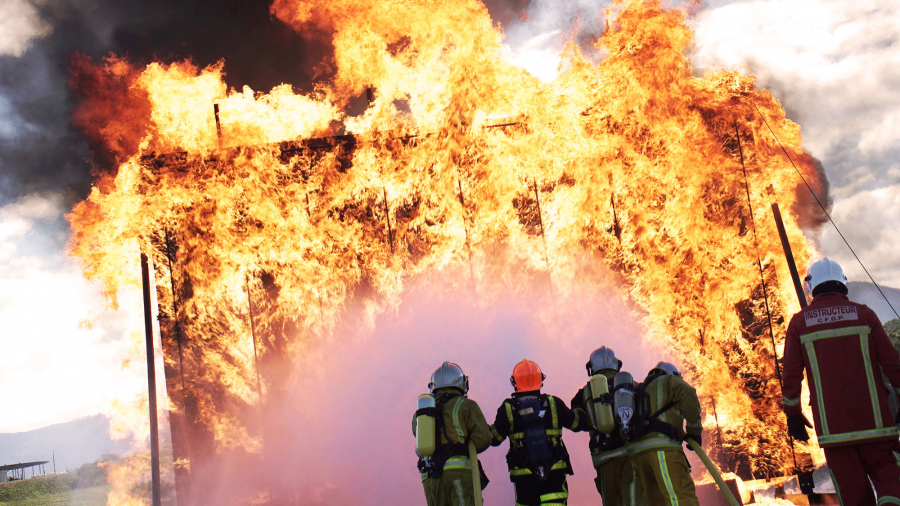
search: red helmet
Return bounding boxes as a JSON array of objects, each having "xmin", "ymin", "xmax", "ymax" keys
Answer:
[{"xmin": 510, "ymin": 359, "xmax": 545, "ymax": 392}]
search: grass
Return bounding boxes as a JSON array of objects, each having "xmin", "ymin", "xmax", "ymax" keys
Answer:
[
  {"xmin": 0, "ymin": 485, "xmax": 109, "ymax": 506},
  {"xmin": 0, "ymin": 464, "xmax": 110, "ymax": 505}
]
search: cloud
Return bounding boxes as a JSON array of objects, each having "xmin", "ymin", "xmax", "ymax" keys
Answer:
[
  {"xmin": 691, "ymin": 0, "xmax": 900, "ymax": 296},
  {"xmin": 0, "ymin": 0, "xmax": 51, "ymax": 57},
  {"xmin": 1, "ymin": 191, "xmax": 64, "ymax": 220},
  {"xmin": 818, "ymin": 184, "xmax": 900, "ymax": 288},
  {"xmin": 691, "ymin": 0, "xmax": 900, "ymax": 198},
  {"xmin": 0, "ymin": 193, "xmax": 146, "ymax": 433}
]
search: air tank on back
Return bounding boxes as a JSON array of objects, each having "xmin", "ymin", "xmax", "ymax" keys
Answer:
[
  {"xmin": 415, "ymin": 394, "xmax": 436, "ymax": 457},
  {"xmin": 613, "ymin": 372, "xmax": 636, "ymax": 440},
  {"xmin": 588, "ymin": 374, "xmax": 615, "ymax": 434}
]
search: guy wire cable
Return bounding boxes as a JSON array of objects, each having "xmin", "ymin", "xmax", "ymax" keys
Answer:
[{"xmin": 752, "ymin": 104, "xmax": 900, "ymax": 320}]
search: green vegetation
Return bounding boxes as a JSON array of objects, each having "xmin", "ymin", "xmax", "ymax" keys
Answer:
[
  {"xmin": 0, "ymin": 460, "xmax": 111, "ymax": 506},
  {"xmin": 886, "ymin": 318, "xmax": 900, "ymax": 352}
]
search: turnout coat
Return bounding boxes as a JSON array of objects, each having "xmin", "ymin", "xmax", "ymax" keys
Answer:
[{"xmin": 783, "ymin": 293, "xmax": 900, "ymax": 448}]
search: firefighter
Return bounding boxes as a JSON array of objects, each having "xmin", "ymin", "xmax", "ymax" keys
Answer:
[
  {"xmin": 414, "ymin": 361, "xmax": 493, "ymax": 506},
  {"xmin": 628, "ymin": 362, "xmax": 701, "ymax": 506},
  {"xmin": 490, "ymin": 359, "xmax": 579, "ymax": 505},
  {"xmin": 571, "ymin": 347, "xmax": 645, "ymax": 506},
  {"xmin": 783, "ymin": 258, "xmax": 900, "ymax": 506}
]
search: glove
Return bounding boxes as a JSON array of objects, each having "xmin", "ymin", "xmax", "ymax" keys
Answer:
[
  {"xmin": 787, "ymin": 414, "xmax": 812, "ymax": 442},
  {"xmin": 684, "ymin": 433, "xmax": 701, "ymax": 451}
]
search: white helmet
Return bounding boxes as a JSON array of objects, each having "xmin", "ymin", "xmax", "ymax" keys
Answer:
[
  {"xmin": 804, "ymin": 258, "xmax": 848, "ymax": 297},
  {"xmin": 586, "ymin": 346, "xmax": 622, "ymax": 376},
  {"xmin": 428, "ymin": 362, "xmax": 469, "ymax": 394},
  {"xmin": 651, "ymin": 361, "xmax": 681, "ymax": 377}
]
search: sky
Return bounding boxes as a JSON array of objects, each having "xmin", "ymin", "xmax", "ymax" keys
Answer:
[{"xmin": 0, "ymin": 0, "xmax": 897, "ymax": 436}]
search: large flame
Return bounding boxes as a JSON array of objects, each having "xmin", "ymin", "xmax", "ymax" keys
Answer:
[{"xmin": 67, "ymin": 0, "xmax": 828, "ymax": 503}]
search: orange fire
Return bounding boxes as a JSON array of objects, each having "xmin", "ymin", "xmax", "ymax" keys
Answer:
[{"xmin": 68, "ymin": 0, "xmax": 828, "ymax": 503}]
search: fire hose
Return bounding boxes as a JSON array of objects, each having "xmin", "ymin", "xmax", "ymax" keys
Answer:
[
  {"xmin": 686, "ymin": 438, "xmax": 741, "ymax": 506},
  {"xmin": 468, "ymin": 441, "xmax": 484, "ymax": 506}
]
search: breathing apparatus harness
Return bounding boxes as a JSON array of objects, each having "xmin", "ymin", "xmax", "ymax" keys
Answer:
[
  {"xmin": 506, "ymin": 393, "xmax": 571, "ymax": 481},
  {"xmin": 614, "ymin": 372, "xmax": 679, "ymax": 442},
  {"xmin": 417, "ymin": 391, "xmax": 471, "ymax": 479}
]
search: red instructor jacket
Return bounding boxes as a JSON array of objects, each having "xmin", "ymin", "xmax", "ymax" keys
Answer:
[{"xmin": 783, "ymin": 293, "xmax": 900, "ymax": 448}]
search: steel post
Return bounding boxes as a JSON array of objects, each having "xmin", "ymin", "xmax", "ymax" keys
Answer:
[{"xmin": 140, "ymin": 252, "xmax": 162, "ymax": 506}]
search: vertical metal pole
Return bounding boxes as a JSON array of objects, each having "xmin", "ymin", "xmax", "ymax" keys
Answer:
[
  {"xmin": 245, "ymin": 274, "xmax": 264, "ymax": 405},
  {"xmin": 610, "ymin": 194, "xmax": 622, "ymax": 243},
  {"xmin": 382, "ymin": 187, "xmax": 394, "ymax": 253},
  {"xmin": 52, "ymin": 451, "xmax": 55, "ymax": 474},
  {"xmin": 710, "ymin": 397, "xmax": 724, "ymax": 447},
  {"xmin": 532, "ymin": 178, "xmax": 551, "ymax": 272},
  {"xmin": 141, "ymin": 252, "xmax": 162, "ymax": 506},
  {"xmin": 457, "ymin": 178, "xmax": 476, "ymax": 292},
  {"xmin": 214, "ymin": 103, "xmax": 223, "ymax": 148},
  {"xmin": 771, "ymin": 203, "xmax": 808, "ymax": 309},
  {"xmin": 164, "ymin": 229, "xmax": 188, "ymax": 398},
  {"xmin": 771, "ymin": 203, "xmax": 814, "ymax": 493}
]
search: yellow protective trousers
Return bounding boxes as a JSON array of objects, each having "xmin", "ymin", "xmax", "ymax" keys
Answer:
[
  {"xmin": 596, "ymin": 455, "xmax": 645, "ymax": 506},
  {"xmin": 422, "ymin": 469, "xmax": 476, "ymax": 506},
  {"xmin": 631, "ymin": 449, "xmax": 698, "ymax": 506}
]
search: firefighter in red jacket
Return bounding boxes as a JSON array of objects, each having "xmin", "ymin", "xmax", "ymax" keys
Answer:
[{"xmin": 783, "ymin": 258, "xmax": 900, "ymax": 506}]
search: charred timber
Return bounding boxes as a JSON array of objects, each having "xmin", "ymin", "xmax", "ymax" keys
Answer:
[{"xmin": 138, "ymin": 118, "xmax": 527, "ymax": 170}]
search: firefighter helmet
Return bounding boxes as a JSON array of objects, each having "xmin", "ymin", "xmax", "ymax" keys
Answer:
[
  {"xmin": 586, "ymin": 346, "xmax": 622, "ymax": 376},
  {"xmin": 651, "ymin": 361, "xmax": 681, "ymax": 377},
  {"xmin": 510, "ymin": 359, "xmax": 545, "ymax": 392},
  {"xmin": 804, "ymin": 257, "xmax": 848, "ymax": 297},
  {"xmin": 428, "ymin": 361, "xmax": 469, "ymax": 394}
]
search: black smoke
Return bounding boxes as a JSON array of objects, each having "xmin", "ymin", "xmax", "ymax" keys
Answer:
[
  {"xmin": 0, "ymin": 0, "xmax": 534, "ymax": 207},
  {"xmin": 0, "ymin": 0, "xmax": 342, "ymax": 206}
]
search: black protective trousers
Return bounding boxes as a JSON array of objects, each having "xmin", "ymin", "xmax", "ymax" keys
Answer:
[{"xmin": 512, "ymin": 473, "xmax": 569, "ymax": 505}]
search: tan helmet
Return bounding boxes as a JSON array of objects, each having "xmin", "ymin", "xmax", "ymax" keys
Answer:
[{"xmin": 428, "ymin": 361, "xmax": 469, "ymax": 394}]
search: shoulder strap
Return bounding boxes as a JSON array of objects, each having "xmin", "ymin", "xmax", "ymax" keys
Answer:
[
  {"xmin": 648, "ymin": 400, "xmax": 677, "ymax": 421},
  {"xmin": 547, "ymin": 395, "xmax": 559, "ymax": 429}
]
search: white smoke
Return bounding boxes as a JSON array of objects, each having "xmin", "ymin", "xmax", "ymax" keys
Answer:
[
  {"xmin": 0, "ymin": 0, "xmax": 51, "ymax": 58},
  {"xmin": 0, "ymin": 192, "xmax": 146, "ymax": 433},
  {"xmin": 276, "ymin": 275, "xmax": 665, "ymax": 505},
  {"xmin": 500, "ymin": 0, "xmax": 607, "ymax": 82},
  {"xmin": 691, "ymin": 0, "xmax": 900, "ymax": 289},
  {"xmin": 819, "ymin": 184, "xmax": 900, "ymax": 289}
]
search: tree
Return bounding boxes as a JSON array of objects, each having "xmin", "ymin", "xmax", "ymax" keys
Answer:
[{"xmin": 886, "ymin": 318, "xmax": 900, "ymax": 353}]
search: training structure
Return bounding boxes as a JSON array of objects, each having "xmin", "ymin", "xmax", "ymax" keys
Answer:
[{"xmin": 136, "ymin": 109, "xmax": 816, "ymax": 505}]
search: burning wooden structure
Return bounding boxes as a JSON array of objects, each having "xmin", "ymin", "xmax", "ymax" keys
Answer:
[{"xmin": 67, "ymin": 1, "xmax": 832, "ymax": 504}]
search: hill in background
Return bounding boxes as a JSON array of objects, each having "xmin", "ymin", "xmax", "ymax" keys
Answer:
[
  {"xmin": 0, "ymin": 415, "xmax": 130, "ymax": 473},
  {"xmin": 848, "ymin": 281, "xmax": 900, "ymax": 323}
]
